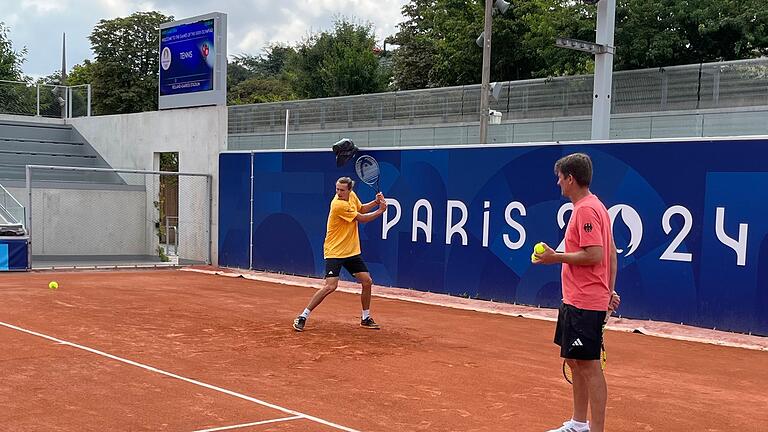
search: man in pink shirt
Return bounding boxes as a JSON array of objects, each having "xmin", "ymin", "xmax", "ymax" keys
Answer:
[{"xmin": 534, "ymin": 153, "xmax": 621, "ymax": 432}]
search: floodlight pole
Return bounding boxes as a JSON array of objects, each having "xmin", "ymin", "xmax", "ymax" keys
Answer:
[
  {"xmin": 478, "ymin": 0, "xmax": 493, "ymax": 144},
  {"xmin": 591, "ymin": 0, "xmax": 616, "ymax": 140}
]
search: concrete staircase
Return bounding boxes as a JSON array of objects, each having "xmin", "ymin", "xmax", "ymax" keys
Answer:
[{"xmin": 0, "ymin": 118, "xmax": 121, "ymax": 185}]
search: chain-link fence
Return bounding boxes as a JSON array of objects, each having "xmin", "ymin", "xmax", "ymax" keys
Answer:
[
  {"xmin": 24, "ymin": 166, "xmax": 211, "ymax": 269},
  {"xmin": 0, "ymin": 80, "xmax": 91, "ymax": 118},
  {"xmin": 229, "ymin": 58, "xmax": 768, "ymax": 136}
]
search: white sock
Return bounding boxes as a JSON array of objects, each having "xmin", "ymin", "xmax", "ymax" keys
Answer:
[
  {"xmin": 570, "ymin": 419, "xmax": 588, "ymax": 427},
  {"xmin": 301, "ymin": 308, "xmax": 311, "ymax": 318},
  {"xmin": 362, "ymin": 309, "xmax": 370, "ymax": 320}
]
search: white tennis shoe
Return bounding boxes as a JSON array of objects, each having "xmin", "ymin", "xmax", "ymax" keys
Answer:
[{"xmin": 546, "ymin": 419, "xmax": 590, "ymax": 432}]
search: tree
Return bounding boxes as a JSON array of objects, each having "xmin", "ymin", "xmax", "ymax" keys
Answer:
[
  {"xmin": 0, "ymin": 22, "xmax": 26, "ymax": 81},
  {"xmin": 66, "ymin": 60, "xmax": 96, "ymax": 86},
  {"xmin": 287, "ymin": 19, "xmax": 390, "ymax": 98},
  {"xmin": 388, "ymin": 0, "xmax": 594, "ymax": 90},
  {"xmin": 389, "ymin": 0, "xmax": 768, "ymax": 90},
  {"xmin": 228, "ymin": 76, "xmax": 295, "ymax": 104},
  {"xmin": 615, "ymin": 0, "xmax": 768, "ymax": 70},
  {"xmin": 87, "ymin": 11, "xmax": 172, "ymax": 115},
  {"xmin": 387, "ymin": 0, "xmax": 441, "ymax": 89},
  {"xmin": 227, "ymin": 45, "xmax": 296, "ymax": 104},
  {"xmin": 0, "ymin": 23, "xmax": 33, "ymax": 115}
]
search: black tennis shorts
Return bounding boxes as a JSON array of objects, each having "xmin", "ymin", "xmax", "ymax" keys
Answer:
[
  {"xmin": 324, "ymin": 255, "xmax": 369, "ymax": 278},
  {"xmin": 554, "ymin": 303, "xmax": 605, "ymax": 360}
]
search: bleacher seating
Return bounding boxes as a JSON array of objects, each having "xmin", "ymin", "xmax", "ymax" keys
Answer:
[{"xmin": 0, "ymin": 119, "xmax": 122, "ymax": 184}]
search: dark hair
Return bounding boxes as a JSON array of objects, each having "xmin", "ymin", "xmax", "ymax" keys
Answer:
[
  {"xmin": 554, "ymin": 153, "xmax": 592, "ymax": 187},
  {"xmin": 337, "ymin": 176, "xmax": 355, "ymax": 190}
]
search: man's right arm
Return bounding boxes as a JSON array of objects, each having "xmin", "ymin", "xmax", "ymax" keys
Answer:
[
  {"xmin": 354, "ymin": 202, "xmax": 387, "ymax": 223},
  {"xmin": 609, "ymin": 239, "xmax": 620, "ymax": 311}
]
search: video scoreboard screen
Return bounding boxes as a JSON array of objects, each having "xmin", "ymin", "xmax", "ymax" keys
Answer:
[{"xmin": 158, "ymin": 13, "xmax": 226, "ymax": 109}]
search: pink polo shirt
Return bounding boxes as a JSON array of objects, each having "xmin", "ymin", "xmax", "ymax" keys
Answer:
[{"xmin": 561, "ymin": 194, "xmax": 612, "ymax": 311}]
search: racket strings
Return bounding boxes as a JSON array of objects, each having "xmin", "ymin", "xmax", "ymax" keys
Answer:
[{"xmin": 355, "ymin": 156, "xmax": 380, "ymax": 185}]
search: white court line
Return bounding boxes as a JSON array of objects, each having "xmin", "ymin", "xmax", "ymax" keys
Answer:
[
  {"xmin": 193, "ymin": 415, "xmax": 303, "ymax": 432},
  {"xmin": 0, "ymin": 321, "xmax": 361, "ymax": 432}
]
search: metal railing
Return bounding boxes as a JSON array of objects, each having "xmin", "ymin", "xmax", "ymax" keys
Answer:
[
  {"xmin": 0, "ymin": 80, "xmax": 91, "ymax": 118},
  {"xmin": 0, "ymin": 182, "xmax": 25, "ymax": 227},
  {"xmin": 228, "ymin": 58, "xmax": 768, "ymax": 136}
]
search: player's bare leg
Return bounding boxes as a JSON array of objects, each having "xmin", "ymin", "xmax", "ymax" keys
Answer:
[
  {"xmin": 575, "ymin": 359, "xmax": 607, "ymax": 432},
  {"xmin": 354, "ymin": 272, "xmax": 373, "ymax": 310},
  {"xmin": 293, "ymin": 277, "xmax": 339, "ymax": 331},
  {"xmin": 355, "ymin": 272, "xmax": 379, "ymax": 329},
  {"xmin": 568, "ymin": 359, "xmax": 590, "ymax": 424},
  {"xmin": 307, "ymin": 277, "xmax": 339, "ymax": 310}
]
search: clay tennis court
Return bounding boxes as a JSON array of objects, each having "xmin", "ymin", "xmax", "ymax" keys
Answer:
[{"xmin": 1, "ymin": 269, "xmax": 765, "ymax": 431}]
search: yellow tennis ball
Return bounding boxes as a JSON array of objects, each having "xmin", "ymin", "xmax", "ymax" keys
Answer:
[
  {"xmin": 534, "ymin": 242, "xmax": 546, "ymax": 254},
  {"xmin": 48, "ymin": 281, "xmax": 58, "ymax": 290},
  {"xmin": 531, "ymin": 252, "xmax": 540, "ymax": 263}
]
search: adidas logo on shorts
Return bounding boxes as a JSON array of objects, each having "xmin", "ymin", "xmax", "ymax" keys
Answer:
[{"xmin": 571, "ymin": 338, "xmax": 584, "ymax": 347}]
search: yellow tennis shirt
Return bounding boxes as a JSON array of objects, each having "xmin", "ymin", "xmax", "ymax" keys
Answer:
[{"xmin": 323, "ymin": 191, "xmax": 362, "ymax": 259}]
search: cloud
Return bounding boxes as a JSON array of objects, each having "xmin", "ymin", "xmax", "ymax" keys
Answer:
[
  {"xmin": 6, "ymin": 0, "xmax": 409, "ymax": 77},
  {"xmin": 20, "ymin": 0, "xmax": 67, "ymax": 14}
]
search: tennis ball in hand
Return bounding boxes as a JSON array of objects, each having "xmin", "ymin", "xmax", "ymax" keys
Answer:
[
  {"xmin": 534, "ymin": 242, "xmax": 546, "ymax": 254},
  {"xmin": 531, "ymin": 252, "xmax": 540, "ymax": 263},
  {"xmin": 48, "ymin": 281, "xmax": 58, "ymax": 290}
]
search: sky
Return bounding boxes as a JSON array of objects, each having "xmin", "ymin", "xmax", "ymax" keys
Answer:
[{"xmin": 2, "ymin": 0, "xmax": 409, "ymax": 78}]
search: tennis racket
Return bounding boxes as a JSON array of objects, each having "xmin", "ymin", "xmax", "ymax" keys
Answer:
[
  {"xmin": 354, "ymin": 155, "xmax": 380, "ymax": 193},
  {"xmin": 563, "ymin": 310, "xmax": 610, "ymax": 384}
]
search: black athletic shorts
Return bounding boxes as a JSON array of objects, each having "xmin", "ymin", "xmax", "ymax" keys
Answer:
[
  {"xmin": 324, "ymin": 255, "xmax": 369, "ymax": 278},
  {"xmin": 554, "ymin": 303, "xmax": 605, "ymax": 360}
]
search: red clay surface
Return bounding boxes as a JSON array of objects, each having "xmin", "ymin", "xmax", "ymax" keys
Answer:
[{"xmin": 0, "ymin": 269, "xmax": 766, "ymax": 431}]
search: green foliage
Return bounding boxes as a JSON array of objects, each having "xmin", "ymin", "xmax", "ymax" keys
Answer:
[
  {"xmin": 390, "ymin": 0, "xmax": 768, "ymax": 89},
  {"xmin": 159, "ymin": 152, "xmax": 178, "ymax": 172},
  {"xmin": 615, "ymin": 0, "xmax": 768, "ymax": 69},
  {"xmin": 227, "ymin": 45, "xmax": 296, "ymax": 104},
  {"xmin": 0, "ymin": 22, "xmax": 32, "ymax": 115},
  {"xmin": 66, "ymin": 60, "xmax": 95, "ymax": 86},
  {"xmin": 388, "ymin": 0, "xmax": 595, "ymax": 89},
  {"xmin": 228, "ymin": 76, "xmax": 295, "ymax": 104},
  {"xmin": 0, "ymin": 22, "xmax": 26, "ymax": 81},
  {"xmin": 87, "ymin": 11, "xmax": 172, "ymax": 115},
  {"xmin": 287, "ymin": 19, "xmax": 390, "ymax": 98}
]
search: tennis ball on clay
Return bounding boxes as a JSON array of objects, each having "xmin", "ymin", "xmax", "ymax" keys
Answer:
[
  {"xmin": 534, "ymin": 242, "xmax": 546, "ymax": 254},
  {"xmin": 48, "ymin": 281, "xmax": 58, "ymax": 290}
]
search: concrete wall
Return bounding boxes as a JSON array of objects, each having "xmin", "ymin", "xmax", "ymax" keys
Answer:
[
  {"xmin": 0, "ymin": 114, "xmax": 66, "ymax": 125},
  {"xmin": 68, "ymin": 106, "xmax": 226, "ymax": 264}
]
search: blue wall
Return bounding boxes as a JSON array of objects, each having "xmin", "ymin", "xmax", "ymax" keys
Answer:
[{"xmin": 219, "ymin": 139, "xmax": 768, "ymax": 335}]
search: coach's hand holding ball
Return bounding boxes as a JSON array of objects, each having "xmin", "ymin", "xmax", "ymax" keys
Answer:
[{"xmin": 531, "ymin": 242, "xmax": 554, "ymax": 264}]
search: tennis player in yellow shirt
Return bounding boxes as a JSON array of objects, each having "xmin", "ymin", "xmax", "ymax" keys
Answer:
[{"xmin": 293, "ymin": 176, "xmax": 388, "ymax": 331}]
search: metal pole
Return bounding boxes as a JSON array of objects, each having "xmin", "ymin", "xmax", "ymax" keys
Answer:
[
  {"xmin": 36, "ymin": 85, "xmax": 40, "ymax": 116},
  {"xmin": 87, "ymin": 84, "xmax": 92, "ymax": 116},
  {"xmin": 249, "ymin": 152, "xmax": 254, "ymax": 270},
  {"xmin": 591, "ymin": 0, "xmax": 616, "ymax": 140},
  {"xmin": 67, "ymin": 87, "xmax": 72, "ymax": 119},
  {"xmin": 208, "ymin": 175, "xmax": 213, "ymax": 265},
  {"xmin": 25, "ymin": 166, "xmax": 32, "ymax": 269},
  {"xmin": 478, "ymin": 0, "xmax": 494, "ymax": 144},
  {"xmin": 284, "ymin": 109, "xmax": 290, "ymax": 149}
]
